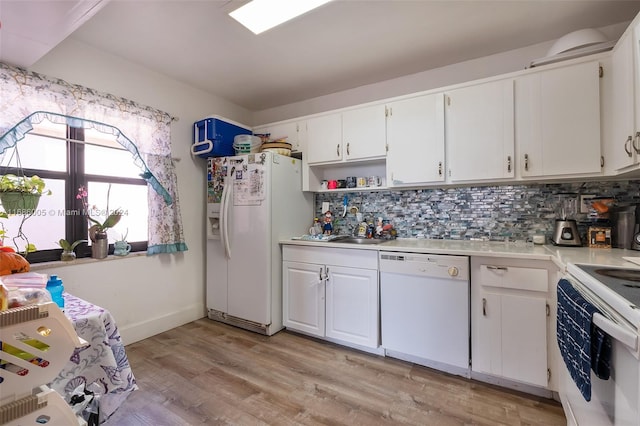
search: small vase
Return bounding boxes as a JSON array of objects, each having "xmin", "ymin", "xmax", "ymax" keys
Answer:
[
  {"xmin": 91, "ymin": 230, "xmax": 108, "ymax": 259},
  {"xmin": 60, "ymin": 250, "xmax": 76, "ymax": 261}
]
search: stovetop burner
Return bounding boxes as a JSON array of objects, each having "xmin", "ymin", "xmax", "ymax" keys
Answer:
[
  {"xmin": 576, "ymin": 264, "xmax": 640, "ymax": 308},
  {"xmin": 594, "ymin": 268, "xmax": 640, "ymax": 282}
]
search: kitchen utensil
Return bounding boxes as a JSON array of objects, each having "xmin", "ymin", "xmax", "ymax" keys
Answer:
[
  {"xmin": 551, "ymin": 194, "xmax": 582, "ymax": 246},
  {"xmin": 533, "ymin": 235, "xmax": 545, "ymax": 245},
  {"xmin": 633, "ymin": 204, "xmax": 640, "ymax": 251},
  {"xmin": 612, "ymin": 205, "xmax": 635, "ymax": 249},
  {"xmin": 260, "ymin": 141, "xmax": 292, "ymax": 156},
  {"xmin": 551, "ymin": 219, "xmax": 582, "ymax": 246},
  {"xmin": 367, "ymin": 176, "xmax": 382, "ymax": 187}
]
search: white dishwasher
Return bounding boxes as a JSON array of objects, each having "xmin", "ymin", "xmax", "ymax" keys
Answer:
[{"xmin": 380, "ymin": 251, "xmax": 470, "ymax": 377}]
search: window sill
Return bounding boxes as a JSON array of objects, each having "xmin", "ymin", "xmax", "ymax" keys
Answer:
[{"xmin": 29, "ymin": 251, "xmax": 147, "ymax": 271}]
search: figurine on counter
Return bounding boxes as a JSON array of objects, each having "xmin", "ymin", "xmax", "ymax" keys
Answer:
[
  {"xmin": 323, "ymin": 211, "xmax": 334, "ymax": 235},
  {"xmin": 376, "ymin": 217, "xmax": 384, "ymax": 237}
]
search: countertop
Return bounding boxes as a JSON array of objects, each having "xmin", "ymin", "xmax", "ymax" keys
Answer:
[{"xmin": 281, "ymin": 238, "xmax": 640, "ymax": 271}]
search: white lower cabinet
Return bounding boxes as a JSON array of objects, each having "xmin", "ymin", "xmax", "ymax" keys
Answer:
[
  {"xmin": 471, "ymin": 257, "xmax": 553, "ymax": 389},
  {"xmin": 282, "ymin": 245, "xmax": 379, "ymax": 349},
  {"xmin": 282, "ymin": 260, "xmax": 326, "ymax": 337}
]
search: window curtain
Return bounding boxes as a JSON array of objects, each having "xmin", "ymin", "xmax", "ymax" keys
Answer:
[{"xmin": 0, "ymin": 62, "xmax": 188, "ymax": 254}]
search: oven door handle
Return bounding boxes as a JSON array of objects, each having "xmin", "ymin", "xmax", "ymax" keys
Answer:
[{"xmin": 593, "ymin": 312, "xmax": 638, "ymax": 352}]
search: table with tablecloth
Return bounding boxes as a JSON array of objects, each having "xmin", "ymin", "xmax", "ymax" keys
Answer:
[{"xmin": 48, "ymin": 293, "xmax": 138, "ymax": 423}]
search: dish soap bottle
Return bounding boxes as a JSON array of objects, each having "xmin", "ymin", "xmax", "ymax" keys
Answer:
[{"xmin": 46, "ymin": 274, "xmax": 64, "ymax": 311}]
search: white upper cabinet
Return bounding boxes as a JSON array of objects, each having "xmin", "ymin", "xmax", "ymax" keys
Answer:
[
  {"xmin": 606, "ymin": 17, "xmax": 640, "ymax": 172},
  {"xmin": 445, "ymin": 79, "xmax": 515, "ymax": 182},
  {"xmin": 386, "ymin": 93, "xmax": 446, "ymax": 186},
  {"xmin": 307, "ymin": 105, "xmax": 386, "ymax": 165},
  {"xmin": 636, "ymin": 18, "xmax": 640, "ymax": 148},
  {"xmin": 515, "ymin": 60, "xmax": 601, "ymax": 178},
  {"xmin": 306, "ymin": 113, "xmax": 343, "ymax": 164},
  {"xmin": 342, "ymin": 104, "xmax": 387, "ymax": 161},
  {"xmin": 254, "ymin": 120, "xmax": 307, "ymax": 153}
]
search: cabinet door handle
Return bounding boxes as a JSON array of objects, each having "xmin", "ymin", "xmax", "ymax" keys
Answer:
[
  {"xmin": 438, "ymin": 161, "xmax": 443, "ymax": 177},
  {"xmin": 524, "ymin": 153, "xmax": 529, "ymax": 171},
  {"xmin": 486, "ymin": 265, "xmax": 508, "ymax": 271},
  {"xmin": 507, "ymin": 156, "xmax": 512, "ymax": 173},
  {"xmin": 337, "ymin": 144, "xmax": 340, "ymax": 157},
  {"xmin": 318, "ymin": 267, "xmax": 323, "ymax": 282},
  {"xmin": 324, "ymin": 267, "xmax": 329, "ymax": 282},
  {"xmin": 625, "ymin": 136, "xmax": 632, "ymax": 157},
  {"xmin": 633, "ymin": 132, "xmax": 640, "ymax": 154},
  {"xmin": 482, "ymin": 298, "xmax": 487, "ymax": 316},
  {"xmin": 346, "ymin": 142, "xmax": 350, "ymax": 156}
]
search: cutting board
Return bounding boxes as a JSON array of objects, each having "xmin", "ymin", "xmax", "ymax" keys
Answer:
[{"xmin": 622, "ymin": 257, "xmax": 640, "ymax": 266}]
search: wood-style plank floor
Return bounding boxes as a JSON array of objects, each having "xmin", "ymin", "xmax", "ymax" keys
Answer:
[{"xmin": 106, "ymin": 319, "xmax": 566, "ymax": 425}]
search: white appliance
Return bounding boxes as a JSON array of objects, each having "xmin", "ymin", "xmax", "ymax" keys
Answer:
[
  {"xmin": 206, "ymin": 152, "xmax": 312, "ymax": 335},
  {"xmin": 560, "ymin": 264, "xmax": 640, "ymax": 425},
  {"xmin": 379, "ymin": 251, "xmax": 470, "ymax": 377}
]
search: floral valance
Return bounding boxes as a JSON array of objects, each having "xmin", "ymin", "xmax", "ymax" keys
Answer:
[{"xmin": 0, "ymin": 110, "xmax": 172, "ymax": 204}]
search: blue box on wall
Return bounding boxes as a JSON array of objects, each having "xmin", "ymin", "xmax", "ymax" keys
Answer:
[{"xmin": 191, "ymin": 115, "xmax": 251, "ymax": 158}]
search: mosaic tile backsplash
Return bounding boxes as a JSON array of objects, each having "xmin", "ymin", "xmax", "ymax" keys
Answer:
[{"xmin": 315, "ymin": 180, "xmax": 640, "ymax": 242}]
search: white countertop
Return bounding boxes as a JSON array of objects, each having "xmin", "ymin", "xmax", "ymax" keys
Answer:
[{"xmin": 281, "ymin": 238, "xmax": 640, "ymax": 270}]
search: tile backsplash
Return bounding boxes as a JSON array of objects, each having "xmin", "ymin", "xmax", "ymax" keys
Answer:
[{"xmin": 315, "ymin": 180, "xmax": 640, "ymax": 242}]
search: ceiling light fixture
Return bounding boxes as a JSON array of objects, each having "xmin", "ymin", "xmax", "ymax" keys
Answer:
[{"xmin": 229, "ymin": 0, "xmax": 332, "ymax": 35}]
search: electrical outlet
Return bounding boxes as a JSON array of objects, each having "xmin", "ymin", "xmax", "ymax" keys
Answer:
[
  {"xmin": 322, "ymin": 202, "xmax": 330, "ymax": 214},
  {"xmin": 580, "ymin": 194, "xmax": 595, "ymax": 214}
]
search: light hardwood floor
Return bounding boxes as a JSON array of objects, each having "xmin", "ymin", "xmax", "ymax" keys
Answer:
[{"xmin": 106, "ymin": 319, "xmax": 566, "ymax": 425}]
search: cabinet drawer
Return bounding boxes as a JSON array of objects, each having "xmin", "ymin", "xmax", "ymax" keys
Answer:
[
  {"xmin": 282, "ymin": 245, "xmax": 378, "ymax": 269},
  {"xmin": 477, "ymin": 264, "xmax": 548, "ymax": 292}
]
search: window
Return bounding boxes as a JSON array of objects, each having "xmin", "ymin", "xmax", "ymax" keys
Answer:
[{"xmin": 0, "ymin": 121, "xmax": 148, "ymax": 262}]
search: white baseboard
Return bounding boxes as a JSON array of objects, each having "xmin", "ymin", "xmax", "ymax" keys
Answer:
[
  {"xmin": 118, "ymin": 303, "xmax": 206, "ymax": 345},
  {"xmin": 470, "ymin": 371, "xmax": 553, "ymax": 398}
]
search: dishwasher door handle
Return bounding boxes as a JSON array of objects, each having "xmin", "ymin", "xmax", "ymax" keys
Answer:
[{"xmin": 486, "ymin": 265, "xmax": 508, "ymax": 271}]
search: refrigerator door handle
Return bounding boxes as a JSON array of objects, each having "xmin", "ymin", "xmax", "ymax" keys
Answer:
[
  {"xmin": 223, "ymin": 175, "xmax": 233, "ymax": 259},
  {"xmin": 220, "ymin": 178, "xmax": 229, "ymax": 257}
]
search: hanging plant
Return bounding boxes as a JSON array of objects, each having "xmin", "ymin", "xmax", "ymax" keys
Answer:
[{"xmin": 0, "ymin": 174, "xmax": 52, "ymax": 215}]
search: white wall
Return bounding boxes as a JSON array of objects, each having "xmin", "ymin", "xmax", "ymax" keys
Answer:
[
  {"xmin": 30, "ymin": 38, "xmax": 252, "ymax": 345},
  {"xmin": 252, "ymin": 22, "xmax": 629, "ymax": 125}
]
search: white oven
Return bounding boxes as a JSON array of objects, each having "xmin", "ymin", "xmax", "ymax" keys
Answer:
[{"xmin": 559, "ymin": 264, "xmax": 640, "ymax": 426}]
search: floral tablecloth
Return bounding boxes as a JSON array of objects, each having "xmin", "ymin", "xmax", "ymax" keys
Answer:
[{"xmin": 48, "ymin": 293, "xmax": 138, "ymax": 423}]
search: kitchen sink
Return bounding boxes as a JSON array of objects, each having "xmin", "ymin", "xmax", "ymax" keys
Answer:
[{"xmin": 333, "ymin": 237, "xmax": 387, "ymax": 245}]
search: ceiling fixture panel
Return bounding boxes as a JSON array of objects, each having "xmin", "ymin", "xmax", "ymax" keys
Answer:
[{"xmin": 229, "ymin": 0, "xmax": 332, "ymax": 34}]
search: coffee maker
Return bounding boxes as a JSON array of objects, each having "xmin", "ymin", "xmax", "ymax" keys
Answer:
[{"xmin": 551, "ymin": 194, "xmax": 582, "ymax": 246}]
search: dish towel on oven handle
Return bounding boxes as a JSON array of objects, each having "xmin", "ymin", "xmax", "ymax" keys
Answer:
[{"xmin": 556, "ymin": 278, "xmax": 612, "ymax": 402}]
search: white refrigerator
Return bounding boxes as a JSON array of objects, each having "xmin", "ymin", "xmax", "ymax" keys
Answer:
[{"xmin": 206, "ymin": 152, "xmax": 312, "ymax": 335}]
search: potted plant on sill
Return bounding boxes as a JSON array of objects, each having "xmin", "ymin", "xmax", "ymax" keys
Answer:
[
  {"xmin": 0, "ymin": 174, "xmax": 52, "ymax": 215},
  {"xmin": 76, "ymin": 185, "xmax": 124, "ymax": 259},
  {"xmin": 57, "ymin": 238, "xmax": 88, "ymax": 261}
]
